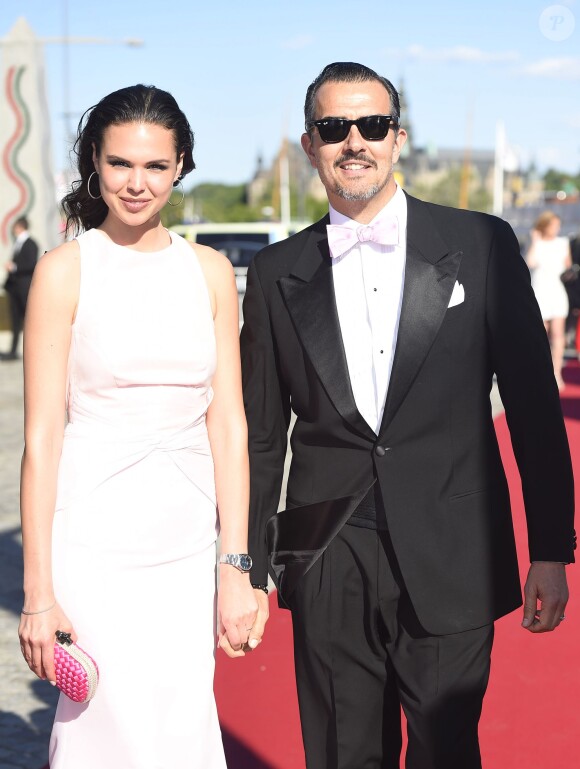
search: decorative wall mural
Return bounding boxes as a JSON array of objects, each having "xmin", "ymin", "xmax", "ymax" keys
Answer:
[{"xmin": 2, "ymin": 65, "xmax": 35, "ymax": 245}]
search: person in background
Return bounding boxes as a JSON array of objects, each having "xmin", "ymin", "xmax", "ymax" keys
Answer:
[
  {"xmin": 1, "ymin": 216, "xmax": 39, "ymax": 361},
  {"xmin": 241, "ymin": 62, "xmax": 575, "ymax": 769},
  {"xmin": 526, "ymin": 211, "xmax": 572, "ymax": 389},
  {"xmin": 564, "ymin": 231, "xmax": 580, "ymax": 353},
  {"xmin": 18, "ymin": 84, "xmax": 257, "ymax": 769},
  {"xmin": 570, "ymin": 231, "xmax": 580, "ymax": 266}
]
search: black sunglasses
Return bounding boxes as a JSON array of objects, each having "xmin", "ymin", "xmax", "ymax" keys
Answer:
[{"xmin": 306, "ymin": 114, "xmax": 399, "ymax": 143}]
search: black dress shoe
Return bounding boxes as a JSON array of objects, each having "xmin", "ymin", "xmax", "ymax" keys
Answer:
[{"xmin": 0, "ymin": 352, "xmax": 19, "ymax": 361}]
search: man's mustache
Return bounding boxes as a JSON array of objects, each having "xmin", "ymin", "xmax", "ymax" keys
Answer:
[{"xmin": 333, "ymin": 153, "xmax": 378, "ymax": 170}]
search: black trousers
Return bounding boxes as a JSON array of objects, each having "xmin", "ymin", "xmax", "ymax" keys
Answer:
[
  {"xmin": 6, "ymin": 285, "xmax": 28, "ymax": 355},
  {"xmin": 289, "ymin": 524, "xmax": 494, "ymax": 769}
]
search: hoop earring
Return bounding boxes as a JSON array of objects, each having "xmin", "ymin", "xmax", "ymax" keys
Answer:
[
  {"xmin": 168, "ymin": 180, "xmax": 184, "ymax": 207},
  {"xmin": 87, "ymin": 171, "xmax": 102, "ymax": 200}
]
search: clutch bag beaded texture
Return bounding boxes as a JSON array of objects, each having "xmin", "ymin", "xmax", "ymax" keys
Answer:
[{"xmin": 54, "ymin": 630, "xmax": 99, "ymax": 703}]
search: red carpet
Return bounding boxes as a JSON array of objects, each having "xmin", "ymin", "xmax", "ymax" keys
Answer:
[
  {"xmin": 215, "ymin": 602, "xmax": 304, "ymax": 769},
  {"xmin": 479, "ymin": 362, "xmax": 580, "ymax": 769},
  {"xmin": 215, "ymin": 363, "xmax": 580, "ymax": 768}
]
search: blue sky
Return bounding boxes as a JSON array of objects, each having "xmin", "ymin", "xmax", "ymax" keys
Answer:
[{"xmin": 3, "ymin": 0, "xmax": 580, "ymax": 188}]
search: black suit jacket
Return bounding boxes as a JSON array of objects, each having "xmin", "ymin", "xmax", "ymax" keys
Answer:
[
  {"xmin": 240, "ymin": 194, "xmax": 575, "ymax": 635},
  {"xmin": 5, "ymin": 236, "xmax": 38, "ymax": 300}
]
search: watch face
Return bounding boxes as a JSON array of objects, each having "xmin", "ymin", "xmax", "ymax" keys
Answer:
[{"xmin": 239, "ymin": 554, "xmax": 252, "ymax": 571}]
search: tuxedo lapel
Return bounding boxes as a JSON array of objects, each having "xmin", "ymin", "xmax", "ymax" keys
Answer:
[
  {"xmin": 267, "ymin": 483, "xmax": 375, "ymax": 605},
  {"xmin": 379, "ymin": 196, "xmax": 463, "ymax": 434},
  {"xmin": 279, "ymin": 220, "xmax": 376, "ymax": 441}
]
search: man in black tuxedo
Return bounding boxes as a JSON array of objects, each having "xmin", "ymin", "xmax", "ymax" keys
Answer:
[
  {"xmin": 241, "ymin": 63, "xmax": 575, "ymax": 768},
  {"xmin": 2, "ymin": 216, "xmax": 39, "ymax": 360}
]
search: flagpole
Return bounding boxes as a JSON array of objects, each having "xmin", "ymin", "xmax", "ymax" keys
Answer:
[
  {"xmin": 493, "ymin": 120, "xmax": 505, "ymax": 217},
  {"xmin": 280, "ymin": 137, "xmax": 291, "ymax": 226}
]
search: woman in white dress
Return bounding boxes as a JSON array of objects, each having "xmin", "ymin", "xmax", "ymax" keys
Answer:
[
  {"xmin": 18, "ymin": 85, "xmax": 265, "ymax": 768},
  {"xmin": 526, "ymin": 211, "xmax": 572, "ymax": 390}
]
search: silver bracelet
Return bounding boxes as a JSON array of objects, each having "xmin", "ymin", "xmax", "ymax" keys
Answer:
[{"xmin": 21, "ymin": 601, "xmax": 56, "ymax": 616}]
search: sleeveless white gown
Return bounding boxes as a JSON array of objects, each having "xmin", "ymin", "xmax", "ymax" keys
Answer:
[
  {"xmin": 49, "ymin": 229, "xmax": 227, "ymax": 768},
  {"xmin": 530, "ymin": 236, "xmax": 570, "ymax": 320}
]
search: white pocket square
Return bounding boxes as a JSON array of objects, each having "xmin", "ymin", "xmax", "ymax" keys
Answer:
[{"xmin": 447, "ymin": 281, "xmax": 465, "ymax": 308}]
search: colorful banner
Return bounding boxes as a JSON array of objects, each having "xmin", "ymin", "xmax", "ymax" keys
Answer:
[{"xmin": 0, "ymin": 17, "xmax": 60, "ymax": 267}]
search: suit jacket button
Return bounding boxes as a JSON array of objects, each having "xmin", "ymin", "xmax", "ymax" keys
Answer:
[{"xmin": 374, "ymin": 445, "xmax": 387, "ymax": 457}]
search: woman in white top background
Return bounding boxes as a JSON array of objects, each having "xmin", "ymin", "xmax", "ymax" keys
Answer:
[{"xmin": 526, "ymin": 210, "xmax": 572, "ymax": 390}]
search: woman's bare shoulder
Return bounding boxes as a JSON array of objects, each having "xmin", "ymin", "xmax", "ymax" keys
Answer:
[
  {"xmin": 32, "ymin": 239, "xmax": 80, "ymax": 292},
  {"xmin": 187, "ymin": 241, "xmax": 233, "ymax": 271},
  {"xmin": 187, "ymin": 241, "xmax": 235, "ymax": 285},
  {"xmin": 38, "ymin": 239, "xmax": 80, "ymax": 269}
]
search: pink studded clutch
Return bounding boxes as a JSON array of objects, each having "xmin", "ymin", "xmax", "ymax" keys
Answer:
[{"xmin": 54, "ymin": 630, "xmax": 99, "ymax": 703}]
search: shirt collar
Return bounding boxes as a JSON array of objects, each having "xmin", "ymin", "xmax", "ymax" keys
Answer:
[{"xmin": 328, "ymin": 184, "xmax": 406, "ymax": 228}]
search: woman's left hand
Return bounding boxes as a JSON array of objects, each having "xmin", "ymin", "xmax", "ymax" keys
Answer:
[{"xmin": 217, "ymin": 566, "xmax": 259, "ymax": 658}]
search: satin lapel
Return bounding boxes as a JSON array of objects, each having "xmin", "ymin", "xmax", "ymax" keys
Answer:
[
  {"xmin": 380, "ymin": 197, "xmax": 463, "ymax": 434},
  {"xmin": 267, "ymin": 483, "xmax": 375, "ymax": 606},
  {"xmin": 279, "ymin": 224, "xmax": 376, "ymax": 441}
]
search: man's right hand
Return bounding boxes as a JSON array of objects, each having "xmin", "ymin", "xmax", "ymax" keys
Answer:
[{"xmin": 248, "ymin": 588, "xmax": 270, "ymax": 649}]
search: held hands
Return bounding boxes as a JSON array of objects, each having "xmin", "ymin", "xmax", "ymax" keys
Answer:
[
  {"xmin": 252, "ymin": 588, "xmax": 269, "ymax": 645},
  {"xmin": 217, "ymin": 566, "xmax": 259, "ymax": 658},
  {"xmin": 18, "ymin": 601, "xmax": 76, "ymax": 684},
  {"xmin": 522, "ymin": 562, "xmax": 569, "ymax": 633}
]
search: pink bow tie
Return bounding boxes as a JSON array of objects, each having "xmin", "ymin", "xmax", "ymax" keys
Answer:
[{"xmin": 327, "ymin": 216, "xmax": 399, "ymax": 259}]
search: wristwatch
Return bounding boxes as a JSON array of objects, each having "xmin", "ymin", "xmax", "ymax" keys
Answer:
[{"xmin": 219, "ymin": 553, "xmax": 253, "ymax": 572}]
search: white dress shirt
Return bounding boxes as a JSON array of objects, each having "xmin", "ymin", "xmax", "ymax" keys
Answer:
[{"xmin": 329, "ymin": 185, "xmax": 407, "ymax": 434}]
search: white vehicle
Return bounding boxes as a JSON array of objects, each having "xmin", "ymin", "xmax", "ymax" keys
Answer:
[{"xmin": 170, "ymin": 221, "xmax": 309, "ymax": 293}]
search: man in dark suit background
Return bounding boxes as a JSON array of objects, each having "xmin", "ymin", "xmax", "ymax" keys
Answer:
[
  {"xmin": 2, "ymin": 216, "xmax": 39, "ymax": 360},
  {"xmin": 565, "ymin": 232, "xmax": 580, "ymax": 348},
  {"xmin": 241, "ymin": 63, "xmax": 575, "ymax": 768}
]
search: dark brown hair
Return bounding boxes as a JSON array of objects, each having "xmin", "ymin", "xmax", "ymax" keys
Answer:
[
  {"xmin": 304, "ymin": 62, "xmax": 400, "ymax": 130},
  {"xmin": 62, "ymin": 85, "xmax": 195, "ymax": 235}
]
